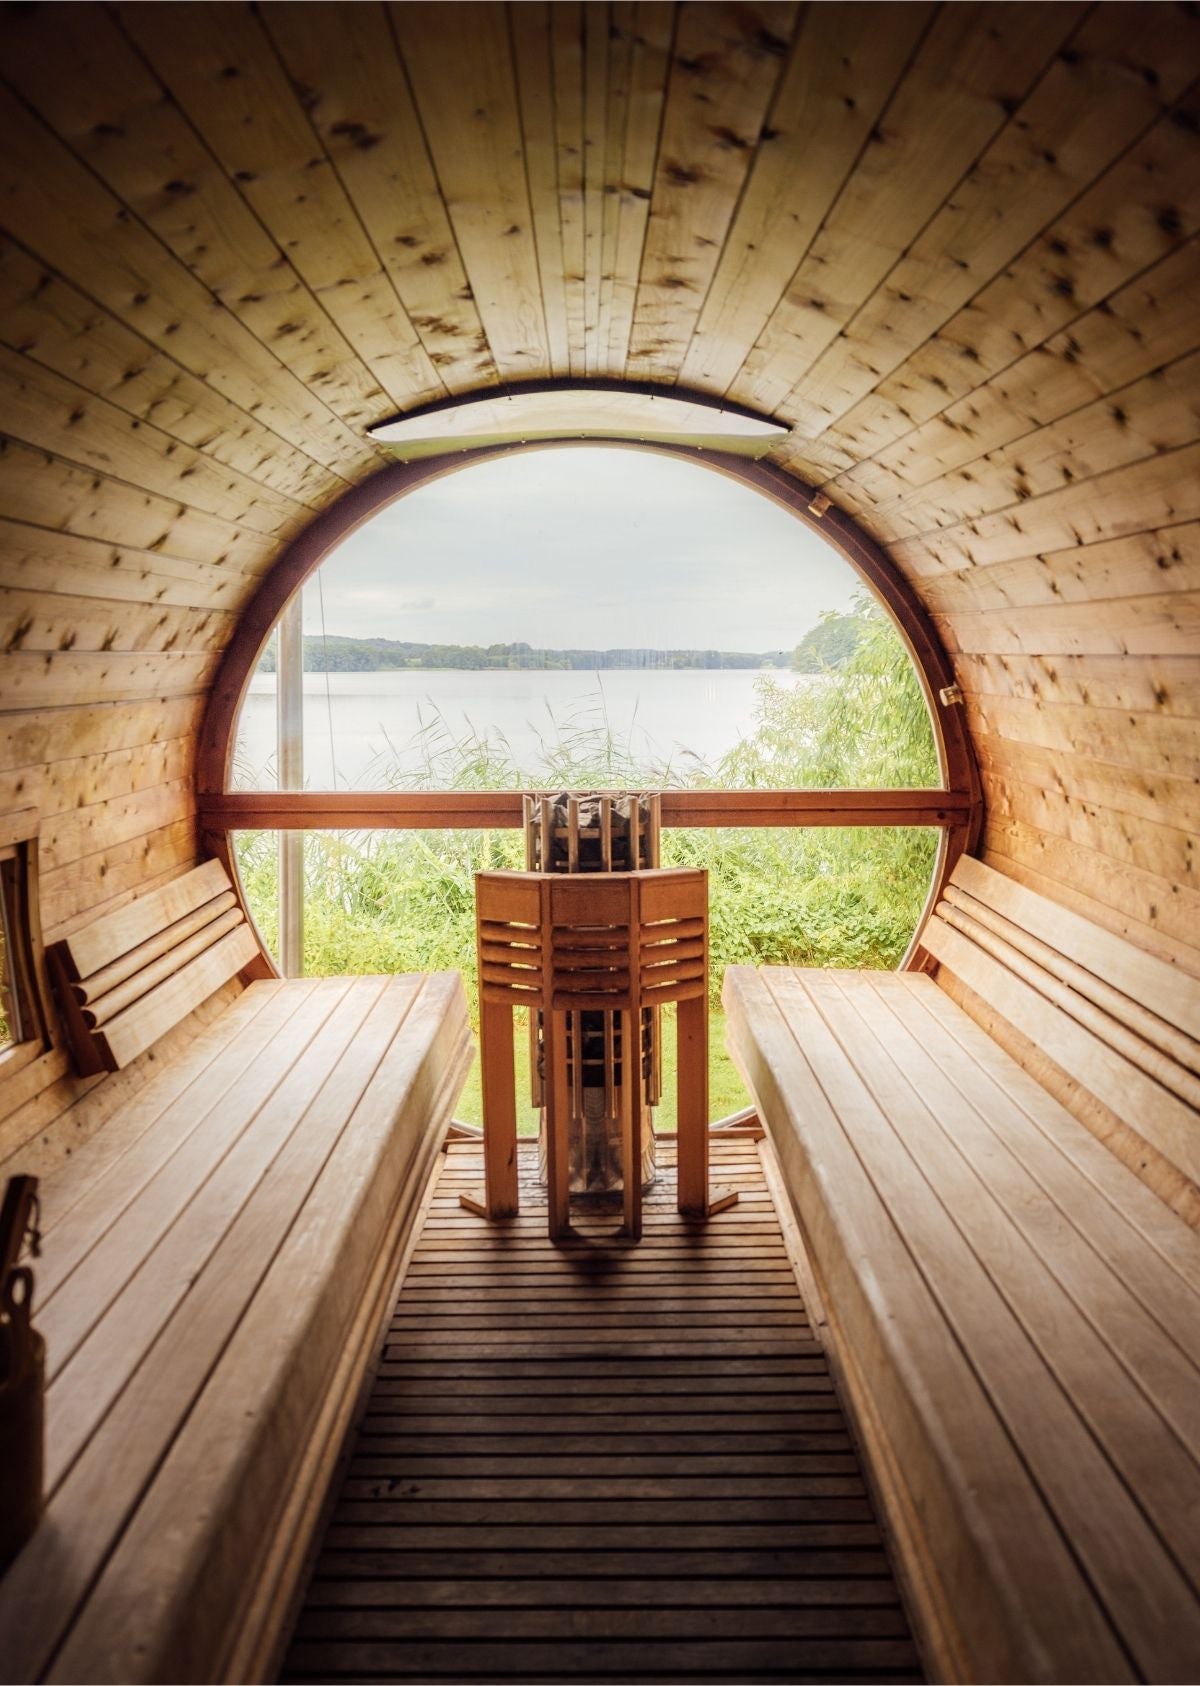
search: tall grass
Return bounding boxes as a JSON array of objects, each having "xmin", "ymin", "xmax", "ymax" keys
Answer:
[{"xmin": 235, "ymin": 597, "xmax": 939, "ymax": 1119}]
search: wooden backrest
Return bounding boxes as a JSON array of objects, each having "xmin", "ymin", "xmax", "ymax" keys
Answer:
[
  {"xmin": 48, "ymin": 860, "xmax": 260, "ymax": 1075},
  {"xmin": 921, "ymin": 855, "xmax": 1200, "ymax": 1210},
  {"xmin": 476, "ymin": 868, "xmax": 708, "ymax": 1014}
]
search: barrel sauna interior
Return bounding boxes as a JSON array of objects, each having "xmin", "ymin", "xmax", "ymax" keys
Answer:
[{"xmin": 0, "ymin": 3, "xmax": 1198, "ymax": 1683}]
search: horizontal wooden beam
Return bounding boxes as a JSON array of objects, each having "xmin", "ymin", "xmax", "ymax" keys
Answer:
[{"xmin": 200, "ymin": 789, "xmax": 972, "ymax": 832}]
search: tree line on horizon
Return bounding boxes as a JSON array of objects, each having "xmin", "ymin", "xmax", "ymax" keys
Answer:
[{"xmin": 254, "ymin": 615, "xmax": 862, "ymax": 675}]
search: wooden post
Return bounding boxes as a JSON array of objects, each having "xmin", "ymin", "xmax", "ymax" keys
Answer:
[
  {"xmin": 546, "ymin": 1011, "xmax": 572, "ymax": 1241},
  {"xmin": 676, "ymin": 991, "xmax": 709, "ymax": 1215},
  {"xmin": 276, "ymin": 591, "xmax": 304, "ymax": 980},
  {"xmin": 620, "ymin": 1007, "xmax": 641, "ymax": 1240},
  {"xmin": 479, "ymin": 999, "xmax": 519, "ymax": 1218}
]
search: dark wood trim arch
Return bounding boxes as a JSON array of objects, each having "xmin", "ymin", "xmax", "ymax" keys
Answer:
[{"xmin": 196, "ymin": 441, "xmax": 982, "ymax": 969}]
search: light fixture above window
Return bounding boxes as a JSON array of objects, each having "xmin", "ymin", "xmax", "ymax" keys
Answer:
[{"xmin": 367, "ymin": 380, "xmax": 789, "ymax": 460}]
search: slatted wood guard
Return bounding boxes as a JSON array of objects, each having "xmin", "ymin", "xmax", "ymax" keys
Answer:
[{"xmin": 282, "ymin": 1136, "xmax": 920, "ymax": 1683}]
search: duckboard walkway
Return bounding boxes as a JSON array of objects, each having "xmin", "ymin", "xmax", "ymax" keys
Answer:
[{"xmin": 281, "ymin": 1134, "xmax": 920, "ymax": 1683}]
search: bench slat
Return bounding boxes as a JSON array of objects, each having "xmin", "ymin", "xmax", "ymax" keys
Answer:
[
  {"xmin": 944, "ymin": 881, "xmax": 1200, "ymax": 1081},
  {"xmin": 909, "ymin": 978, "xmax": 1200, "ymax": 1289},
  {"xmin": 922, "ymin": 913, "xmax": 1200, "ymax": 1189},
  {"xmin": 953, "ymin": 855, "xmax": 1200, "ymax": 1041},
  {"xmin": 0, "ymin": 972, "xmax": 471, "ymax": 1686},
  {"xmin": 93, "ymin": 921, "xmax": 261, "ymax": 1070},
  {"xmin": 36, "ymin": 981, "xmax": 281, "ymax": 1235},
  {"xmin": 804, "ymin": 971, "xmax": 1200, "ymax": 1561},
  {"xmin": 48, "ymin": 973, "xmax": 469, "ymax": 1686},
  {"xmin": 42, "ymin": 981, "xmax": 380, "ymax": 1483},
  {"xmin": 723, "ymin": 965, "xmax": 1130, "ymax": 1686},
  {"xmin": 72, "ymin": 891, "xmax": 238, "ymax": 1006},
  {"xmin": 877, "ymin": 974, "xmax": 1200, "ymax": 1364},
  {"xmin": 767, "ymin": 967, "xmax": 1196, "ymax": 1685},
  {"xmin": 37, "ymin": 980, "xmax": 322, "ymax": 1304},
  {"xmin": 57, "ymin": 857, "xmax": 232, "ymax": 984}
]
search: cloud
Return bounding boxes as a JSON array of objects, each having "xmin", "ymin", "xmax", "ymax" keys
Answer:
[{"xmin": 307, "ymin": 447, "xmax": 860, "ymax": 650}]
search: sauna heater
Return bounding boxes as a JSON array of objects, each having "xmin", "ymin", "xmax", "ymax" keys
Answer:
[{"xmin": 524, "ymin": 792, "xmax": 661, "ymax": 1196}]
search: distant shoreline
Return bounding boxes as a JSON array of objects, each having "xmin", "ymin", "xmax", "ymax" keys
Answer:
[{"xmin": 256, "ymin": 635, "xmax": 791, "ymax": 674}]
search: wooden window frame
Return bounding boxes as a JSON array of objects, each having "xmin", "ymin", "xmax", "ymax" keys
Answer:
[
  {"xmin": 196, "ymin": 442, "xmax": 982, "ymax": 968},
  {"xmin": 0, "ymin": 808, "xmax": 50, "ymax": 1082}
]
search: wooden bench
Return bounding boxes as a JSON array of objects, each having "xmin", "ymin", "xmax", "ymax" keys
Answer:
[
  {"xmin": 725, "ymin": 856, "xmax": 1200, "ymax": 1685},
  {"xmin": 0, "ymin": 862, "xmax": 471, "ymax": 1684}
]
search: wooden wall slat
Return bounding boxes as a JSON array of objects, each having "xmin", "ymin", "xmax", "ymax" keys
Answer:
[
  {"xmin": 2, "ymin": 0, "xmax": 389, "ymax": 447},
  {"xmin": 0, "ymin": 237, "xmax": 334, "ymax": 510},
  {"xmin": 779, "ymin": 4, "xmax": 1195, "ymax": 447},
  {"xmin": 0, "ymin": 438, "xmax": 279, "ymax": 571},
  {"xmin": 510, "ymin": 3, "xmax": 572, "ymax": 378},
  {"xmin": 391, "ymin": 1, "xmax": 550, "ymax": 375},
  {"xmin": 116, "ymin": 3, "xmax": 446, "ymax": 413},
  {"xmin": 0, "ymin": 83, "xmax": 367, "ymax": 478},
  {"xmin": 678, "ymin": 2, "xmax": 930, "ymax": 396},
  {"xmin": 262, "ymin": 0, "xmax": 500, "ymax": 395},
  {"xmin": 735, "ymin": 4, "xmax": 1084, "ymax": 419},
  {"xmin": 603, "ymin": 3, "xmax": 673, "ymax": 374},
  {"xmin": 0, "ymin": 519, "xmax": 261, "ymax": 613},
  {"xmin": 625, "ymin": 0, "xmax": 798, "ymax": 382},
  {"xmin": 0, "ymin": 587, "xmax": 233, "ymax": 657},
  {"xmin": 833, "ymin": 237, "xmax": 1200, "ymax": 504}
]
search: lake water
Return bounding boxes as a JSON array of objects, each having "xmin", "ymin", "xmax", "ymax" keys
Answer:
[{"xmin": 234, "ymin": 667, "xmax": 801, "ymax": 790}]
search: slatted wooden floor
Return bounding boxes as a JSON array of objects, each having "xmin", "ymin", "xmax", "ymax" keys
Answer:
[{"xmin": 281, "ymin": 1134, "xmax": 921, "ymax": 1683}]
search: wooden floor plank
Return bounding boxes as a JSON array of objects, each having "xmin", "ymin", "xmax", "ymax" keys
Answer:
[{"xmin": 283, "ymin": 1138, "xmax": 919, "ymax": 1682}]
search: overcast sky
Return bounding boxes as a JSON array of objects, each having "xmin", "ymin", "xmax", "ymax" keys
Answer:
[{"xmin": 304, "ymin": 447, "xmax": 860, "ymax": 652}]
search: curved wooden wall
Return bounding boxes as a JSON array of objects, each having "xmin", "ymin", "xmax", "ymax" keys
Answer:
[{"xmin": 1, "ymin": 1, "xmax": 1197, "ymax": 1165}]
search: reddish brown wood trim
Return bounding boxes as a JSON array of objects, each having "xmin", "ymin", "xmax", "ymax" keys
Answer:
[{"xmin": 201, "ymin": 788, "xmax": 972, "ymax": 832}]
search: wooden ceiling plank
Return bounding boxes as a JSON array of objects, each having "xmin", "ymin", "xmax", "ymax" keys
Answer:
[
  {"xmin": 982, "ymin": 838, "xmax": 1200, "ymax": 981},
  {"xmin": 730, "ymin": 3, "xmax": 1085, "ymax": 419},
  {"xmin": 879, "ymin": 349, "xmax": 1200, "ymax": 540},
  {"xmin": 970, "ymin": 732, "xmax": 1199, "ymax": 837},
  {"xmin": 261, "ymin": 1, "xmax": 498, "ymax": 395},
  {"xmin": 41, "ymin": 817, "xmax": 200, "ymax": 936},
  {"xmin": 935, "ymin": 589, "xmax": 1200, "ymax": 660},
  {"xmin": 582, "ymin": 1, "xmax": 612, "ymax": 378},
  {"xmin": 840, "ymin": 236, "xmax": 1200, "ymax": 506},
  {"xmin": 983, "ymin": 770, "xmax": 1197, "ymax": 891},
  {"xmin": 392, "ymin": 1, "xmax": 550, "ymax": 377},
  {"xmin": 1, "ymin": 649, "xmax": 219, "ymax": 711},
  {"xmin": 0, "ymin": 520, "xmax": 263, "ymax": 614},
  {"xmin": 116, "ymin": 1, "xmax": 445, "ymax": 416},
  {"xmin": 0, "ymin": 698, "xmax": 204, "ymax": 779},
  {"xmin": 966, "ymin": 694, "xmax": 1200, "ymax": 785},
  {"xmin": 920, "ymin": 522, "xmax": 1200, "ymax": 615},
  {"xmin": 39, "ymin": 779, "xmax": 197, "ymax": 874},
  {"xmin": 678, "ymin": 2, "xmax": 932, "ymax": 396},
  {"xmin": 951, "ymin": 651, "xmax": 1200, "ymax": 719},
  {"xmin": 0, "ymin": 81, "xmax": 370, "ymax": 476},
  {"xmin": 0, "ymin": 587, "xmax": 235, "ymax": 659},
  {"xmin": 0, "ymin": 740, "xmax": 194, "ymax": 831},
  {"xmin": 816, "ymin": 83, "xmax": 1200, "ymax": 484},
  {"xmin": 0, "ymin": 343, "xmax": 309, "ymax": 539},
  {"xmin": 511, "ymin": 2, "xmax": 571, "ymax": 376},
  {"xmin": 888, "ymin": 439, "xmax": 1200, "ymax": 575},
  {"xmin": 0, "ymin": 439, "xmax": 278, "ymax": 572},
  {"xmin": 0, "ymin": 236, "xmax": 335, "ymax": 511},
  {"xmin": 592, "ymin": 3, "xmax": 629, "ymax": 378},
  {"xmin": 550, "ymin": 2, "xmax": 588, "ymax": 377},
  {"xmin": 604, "ymin": 2, "xmax": 673, "ymax": 374},
  {"xmin": 626, "ymin": 1, "xmax": 799, "ymax": 384},
  {"xmin": 781, "ymin": 3, "xmax": 1197, "ymax": 444}
]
